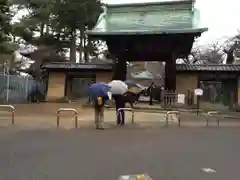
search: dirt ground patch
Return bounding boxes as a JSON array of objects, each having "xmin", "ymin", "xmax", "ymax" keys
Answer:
[
  {"xmin": 12, "ymin": 103, "xmax": 87, "ymax": 115},
  {"xmin": 0, "ymin": 103, "xmax": 168, "ymax": 129},
  {"xmin": 0, "ymin": 103, "xmax": 239, "ymax": 129}
]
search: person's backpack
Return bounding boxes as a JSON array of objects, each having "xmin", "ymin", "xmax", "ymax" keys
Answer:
[{"xmin": 97, "ymin": 96, "xmax": 103, "ymax": 106}]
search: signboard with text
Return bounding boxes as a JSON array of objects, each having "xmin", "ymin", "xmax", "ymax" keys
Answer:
[{"xmin": 194, "ymin": 88, "xmax": 203, "ymax": 96}]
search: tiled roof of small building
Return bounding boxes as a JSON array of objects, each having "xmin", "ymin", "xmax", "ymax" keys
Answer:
[
  {"xmin": 42, "ymin": 62, "xmax": 240, "ymax": 72},
  {"xmin": 42, "ymin": 62, "xmax": 113, "ymax": 71},
  {"xmin": 176, "ymin": 64, "xmax": 240, "ymax": 72}
]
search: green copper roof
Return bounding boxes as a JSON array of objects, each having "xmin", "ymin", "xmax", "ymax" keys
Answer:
[{"xmin": 86, "ymin": 0, "xmax": 207, "ymax": 35}]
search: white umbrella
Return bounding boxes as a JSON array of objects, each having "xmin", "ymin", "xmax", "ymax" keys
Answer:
[{"xmin": 108, "ymin": 80, "xmax": 128, "ymax": 95}]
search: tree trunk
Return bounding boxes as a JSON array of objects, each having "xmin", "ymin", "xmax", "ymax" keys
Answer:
[
  {"xmin": 40, "ymin": 23, "xmax": 44, "ymax": 37},
  {"xmin": 226, "ymin": 51, "xmax": 235, "ymax": 64},
  {"xmin": 84, "ymin": 26, "xmax": 89, "ymax": 62},
  {"xmin": 70, "ymin": 29, "xmax": 77, "ymax": 62},
  {"xmin": 79, "ymin": 30, "xmax": 85, "ymax": 62},
  {"xmin": 78, "ymin": 40, "xmax": 82, "ymax": 62},
  {"xmin": 45, "ymin": 23, "xmax": 49, "ymax": 35},
  {"xmin": 112, "ymin": 57, "xmax": 127, "ymax": 81}
]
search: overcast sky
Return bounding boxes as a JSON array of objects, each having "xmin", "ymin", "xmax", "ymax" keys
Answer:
[{"xmin": 102, "ymin": 0, "xmax": 240, "ymax": 45}]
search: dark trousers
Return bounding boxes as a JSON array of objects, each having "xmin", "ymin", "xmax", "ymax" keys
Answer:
[
  {"xmin": 113, "ymin": 95, "xmax": 125, "ymax": 125},
  {"xmin": 149, "ymin": 94, "xmax": 153, "ymax": 105}
]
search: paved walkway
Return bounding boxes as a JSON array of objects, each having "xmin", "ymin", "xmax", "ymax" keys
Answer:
[{"xmin": 0, "ymin": 128, "xmax": 240, "ymax": 180}]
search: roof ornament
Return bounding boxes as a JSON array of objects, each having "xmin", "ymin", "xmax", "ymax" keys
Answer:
[{"xmin": 93, "ymin": 5, "xmax": 108, "ymax": 30}]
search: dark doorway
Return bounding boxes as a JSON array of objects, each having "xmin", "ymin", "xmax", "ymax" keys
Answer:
[{"xmin": 67, "ymin": 73, "xmax": 95, "ymax": 100}]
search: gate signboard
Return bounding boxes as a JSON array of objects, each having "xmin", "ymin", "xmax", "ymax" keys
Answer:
[{"xmin": 194, "ymin": 88, "xmax": 203, "ymax": 96}]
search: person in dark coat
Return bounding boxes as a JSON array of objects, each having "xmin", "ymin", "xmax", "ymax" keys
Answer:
[
  {"xmin": 113, "ymin": 94, "xmax": 125, "ymax": 125},
  {"xmin": 148, "ymin": 82, "xmax": 156, "ymax": 105}
]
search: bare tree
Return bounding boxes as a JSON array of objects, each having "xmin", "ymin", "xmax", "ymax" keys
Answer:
[
  {"xmin": 202, "ymin": 41, "xmax": 225, "ymax": 64},
  {"xmin": 223, "ymin": 31, "xmax": 240, "ymax": 64},
  {"xmin": 19, "ymin": 45, "xmax": 67, "ymax": 80},
  {"xmin": 224, "ymin": 42, "xmax": 237, "ymax": 64},
  {"xmin": 181, "ymin": 41, "xmax": 225, "ymax": 64}
]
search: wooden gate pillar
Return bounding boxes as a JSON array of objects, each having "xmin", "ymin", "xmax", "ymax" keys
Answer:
[
  {"xmin": 112, "ymin": 57, "xmax": 127, "ymax": 81},
  {"xmin": 165, "ymin": 54, "xmax": 176, "ymax": 91}
]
